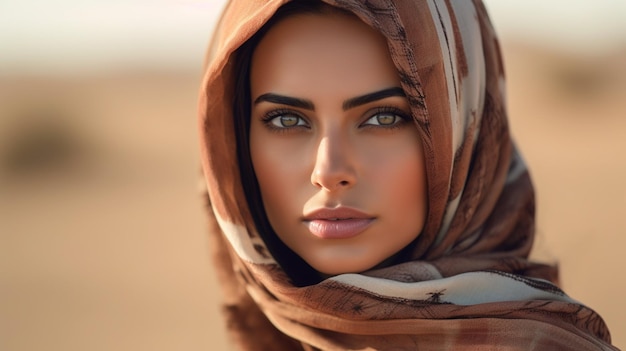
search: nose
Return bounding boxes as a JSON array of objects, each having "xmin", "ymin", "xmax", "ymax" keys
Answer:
[{"xmin": 310, "ymin": 135, "xmax": 357, "ymax": 191}]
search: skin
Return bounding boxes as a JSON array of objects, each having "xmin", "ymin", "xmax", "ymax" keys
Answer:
[{"xmin": 249, "ymin": 11, "xmax": 428, "ymax": 275}]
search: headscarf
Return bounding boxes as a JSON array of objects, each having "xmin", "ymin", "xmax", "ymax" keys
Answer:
[{"xmin": 198, "ymin": 0, "xmax": 617, "ymax": 350}]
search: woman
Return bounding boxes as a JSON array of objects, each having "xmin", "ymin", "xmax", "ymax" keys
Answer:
[{"xmin": 199, "ymin": 0, "xmax": 617, "ymax": 350}]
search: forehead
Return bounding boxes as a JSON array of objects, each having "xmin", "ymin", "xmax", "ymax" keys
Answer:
[{"xmin": 249, "ymin": 12, "xmax": 401, "ymax": 98}]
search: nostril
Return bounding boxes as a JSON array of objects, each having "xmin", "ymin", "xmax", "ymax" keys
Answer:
[{"xmin": 339, "ymin": 180, "xmax": 349, "ymax": 186}]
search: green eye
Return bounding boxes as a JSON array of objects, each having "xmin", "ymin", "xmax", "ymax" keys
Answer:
[
  {"xmin": 375, "ymin": 114, "xmax": 397, "ymax": 125},
  {"xmin": 277, "ymin": 115, "xmax": 299, "ymax": 127},
  {"xmin": 265, "ymin": 112, "xmax": 308, "ymax": 129},
  {"xmin": 364, "ymin": 112, "xmax": 402, "ymax": 127}
]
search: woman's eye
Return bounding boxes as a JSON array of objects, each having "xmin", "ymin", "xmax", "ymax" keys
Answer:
[
  {"xmin": 267, "ymin": 114, "xmax": 307, "ymax": 128},
  {"xmin": 363, "ymin": 112, "xmax": 403, "ymax": 127}
]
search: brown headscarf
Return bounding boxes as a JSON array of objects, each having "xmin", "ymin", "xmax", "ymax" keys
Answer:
[{"xmin": 198, "ymin": 0, "xmax": 617, "ymax": 350}]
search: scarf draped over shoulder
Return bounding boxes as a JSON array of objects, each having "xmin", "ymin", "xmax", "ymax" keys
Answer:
[{"xmin": 198, "ymin": 0, "xmax": 617, "ymax": 350}]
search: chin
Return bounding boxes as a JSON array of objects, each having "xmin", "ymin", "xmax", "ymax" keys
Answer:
[{"xmin": 307, "ymin": 255, "xmax": 384, "ymax": 276}]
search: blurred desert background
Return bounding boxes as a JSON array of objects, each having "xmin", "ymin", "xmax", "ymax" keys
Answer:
[{"xmin": 1, "ymin": 1, "xmax": 625, "ymax": 350}]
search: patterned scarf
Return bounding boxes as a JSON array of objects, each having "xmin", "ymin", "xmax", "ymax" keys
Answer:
[{"xmin": 198, "ymin": 0, "xmax": 617, "ymax": 349}]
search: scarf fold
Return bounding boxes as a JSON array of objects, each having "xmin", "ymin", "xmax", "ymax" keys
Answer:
[{"xmin": 199, "ymin": 0, "xmax": 617, "ymax": 349}]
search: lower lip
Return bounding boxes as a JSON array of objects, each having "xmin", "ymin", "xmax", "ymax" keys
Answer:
[{"xmin": 305, "ymin": 219, "xmax": 374, "ymax": 239}]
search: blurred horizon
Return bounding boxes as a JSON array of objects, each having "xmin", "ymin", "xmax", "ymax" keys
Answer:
[{"xmin": 1, "ymin": 0, "xmax": 625, "ymax": 75}]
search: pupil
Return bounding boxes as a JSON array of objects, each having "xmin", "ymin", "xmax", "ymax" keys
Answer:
[
  {"xmin": 378, "ymin": 114, "xmax": 395, "ymax": 125},
  {"xmin": 281, "ymin": 116, "xmax": 298, "ymax": 127}
]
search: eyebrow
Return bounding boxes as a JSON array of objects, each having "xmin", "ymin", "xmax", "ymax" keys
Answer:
[
  {"xmin": 342, "ymin": 87, "xmax": 405, "ymax": 110},
  {"xmin": 253, "ymin": 93, "xmax": 314, "ymax": 110},
  {"xmin": 253, "ymin": 87, "xmax": 406, "ymax": 111}
]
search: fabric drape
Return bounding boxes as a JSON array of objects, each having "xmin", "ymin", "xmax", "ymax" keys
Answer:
[{"xmin": 198, "ymin": 0, "xmax": 617, "ymax": 350}]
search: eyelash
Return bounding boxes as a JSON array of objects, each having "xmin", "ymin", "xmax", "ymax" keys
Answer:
[{"xmin": 260, "ymin": 106, "xmax": 411, "ymax": 133}]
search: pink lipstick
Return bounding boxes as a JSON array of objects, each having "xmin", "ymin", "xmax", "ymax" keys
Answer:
[{"xmin": 303, "ymin": 207, "xmax": 375, "ymax": 239}]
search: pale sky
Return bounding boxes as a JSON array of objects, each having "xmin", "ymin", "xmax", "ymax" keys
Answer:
[{"xmin": 1, "ymin": 0, "xmax": 624, "ymax": 74}]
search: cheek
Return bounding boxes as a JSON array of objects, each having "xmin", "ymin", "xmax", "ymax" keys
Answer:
[
  {"xmin": 250, "ymin": 134, "xmax": 310, "ymax": 220},
  {"xmin": 252, "ymin": 154, "xmax": 289, "ymax": 203},
  {"xmin": 361, "ymin": 134, "xmax": 426, "ymax": 188},
  {"xmin": 394, "ymin": 155, "xmax": 428, "ymax": 225},
  {"xmin": 360, "ymin": 134, "xmax": 428, "ymax": 224}
]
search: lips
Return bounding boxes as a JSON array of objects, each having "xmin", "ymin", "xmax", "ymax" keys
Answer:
[{"xmin": 303, "ymin": 207, "xmax": 375, "ymax": 239}]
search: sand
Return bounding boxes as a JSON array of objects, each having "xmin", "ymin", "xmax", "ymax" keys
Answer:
[{"xmin": 1, "ymin": 43, "xmax": 624, "ymax": 350}]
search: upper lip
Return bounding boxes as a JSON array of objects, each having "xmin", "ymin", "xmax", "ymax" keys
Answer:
[{"xmin": 303, "ymin": 207, "xmax": 374, "ymax": 221}]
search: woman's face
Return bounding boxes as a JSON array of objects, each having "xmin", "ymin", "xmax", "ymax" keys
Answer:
[{"xmin": 249, "ymin": 12, "xmax": 427, "ymax": 275}]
